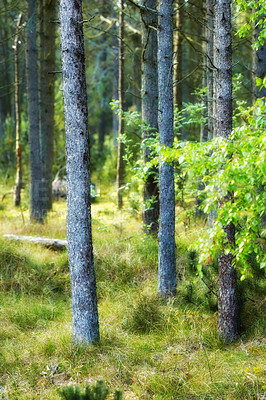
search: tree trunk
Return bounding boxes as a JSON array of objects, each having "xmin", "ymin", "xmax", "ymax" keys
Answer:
[
  {"xmin": 117, "ymin": 0, "xmax": 125, "ymax": 209},
  {"xmin": 158, "ymin": 0, "xmax": 176, "ymax": 297},
  {"xmin": 14, "ymin": 14, "xmax": 23, "ymax": 207},
  {"xmin": 173, "ymin": 0, "xmax": 183, "ymax": 113},
  {"xmin": 214, "ymin": 0, "xmax": 240, "ymax": 341},
  {"xmin": 141, "ymin": 0, "xmax": 159, "ymax": 235},
  {"xmin": 59, "ymin": 0, "xmax": 100, "ymax": 344},
  {"xmin": 39, "ymin": 0, "xmax": 56, "ymax": 211},
  {"xmin": 253, "ymin": 13, "xmax": 266, "ymax": 100},
  {"xmin": 26, "ymin": 0, "xmax": 45, "ymax": 223},
  {"xmin": 206, "ymin": 0, "xmax": 215, "ymax": 139}
]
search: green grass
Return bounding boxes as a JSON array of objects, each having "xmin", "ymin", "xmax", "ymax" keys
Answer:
[{"xmin": 0, "ymin": 185, "xmax": 265, "ymax": 399}]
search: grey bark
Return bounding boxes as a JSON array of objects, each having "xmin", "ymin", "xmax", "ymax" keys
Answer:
[
  {"xmin": 117, "ymin": 0, "xmax": 125, "ymax": 209},
  {"xmin": 59, "ymin": 0, "xmax": 100, "ymax": 344},
  {"xmin": 111, "ymin": 3, "xmax": 119, "ymax": 146},
  {"xmin": 157, "ymin": 0, "xmax": 176, "ymax": 297},
  {"xmin": 26, "ymin": 0, "xmax": 45, "ymax": 223},
  {"xmin": 214, "ymin": 0, "xmax": 240, "ymax": 341},
  {"xmin": 14, "ymin": 14, "xmax": 23, "ymax": 207},
  {"xmin": 201, "ymin": 0, "xmax": 209, "ymax": 143},
  {"xmin": 39, "ymin": 0, "xmax": 57, "ymax": 211},
  {"xmin": 253, "ymin": 13, "xmax": 266, "ymax": 100},
  {"xmin": 141, "ymin": 0, "xmax": 159, "ymax": 235}
]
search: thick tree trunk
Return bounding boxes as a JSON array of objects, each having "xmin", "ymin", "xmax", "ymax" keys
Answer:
[
  {"xmin": 158, "ymin": 0, "xmax": 176, "ymax": 297},
  {"xmin": 214, "ymin": 0, "xmax": 240, "ymax": 341},
  {"xmin": 117, "ymin": 0, "xmax": 125, "ymax": 209},
  {"xmin": 141, "ymin": 0, "xmax": 159, "ymax": 235},
  {"xmin": 39, "ymin": 0, "xmax": 56, "ymax": 211},
  {"xmin": 14, "ymin": 14, "xmax": 23, "ymax": 207},
  {"xmin": 253, "ymin": 13, "xmax": 266, "ymax": 100},
  {"xmin": 59, "ymin": 0, "xmax": 100, "ymax": 344},
  {"xmin": 26, "ymin": 0, "xmax": 45, "ymax": 223}
]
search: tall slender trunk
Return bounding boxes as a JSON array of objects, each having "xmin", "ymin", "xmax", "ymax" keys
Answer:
[
  {"xmin": 14, "ymin": 14, "xmax": 23, "ymax": 207},
  {"xmin": 201, "ymin": 0, "xmax": 209, "ymax": 143},
  {"xmin": 214, "ymin": 0, "xmax": 240, "ymax": 341},
  {"xmin": 117, "ymin": 0, "xmax": 125, "ymax": 209},
  {"xmin": 141, "ymin": 0, "xmax": 159, "ymax": 235},
  {"xmin": 26, "ymin": 0, "xmax": 44, "ymax": 223},
  {"xmin": 253, "ymin": 13, "xmax": 266, "ymax": 101},
  {"xmin": 39, "ymin": 0, "xmax": 56, "ymax": 211},
  {"xmin": 206, "ymin": 0, "xmax": 215, "ymax": 140},
  {"xmin": 158, "ymin": 0, "xmax": 176, "ymax": 297},
  {"xmin": 59, "ymin": 0, "xmax": 100, "ymax": 344},
  {"xmin": 173, "ymin": 0, "xmax": 183, "ymax": 113},
  {"xmin": 112, "ymin": 3, "xmax": 119, "ymax": 146}
]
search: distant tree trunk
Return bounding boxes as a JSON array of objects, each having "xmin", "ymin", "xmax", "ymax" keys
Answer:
[
  {"xmin": 173, "ymin": 0, "xmax": 183, "ymax": 113},
  {"xmin": 132, "ymin": 33, "xmax": 142, "ymax": 111},
  {"xmin": 201, "ymin": 0, "xmax": 209, "ymax": 143},
  {"xmin": 14, "ymin": 14, "xmax": 23, "ymax": 207},
  {"xmin": 214, "ymin": 0, "xmax": 240, "ymax": 342},
  {"xmin": 158, "ymin": 0, "xmax": 176, "ymax": 297},
  {"xmin": 112, "ymin": 3, "xmax": 119, "ymax": 146},
  {"xmin": 141, "ymin": 0, "xmax": 159, "ymax": 235},
  {"xmin": 117, "ymin": 0, "xmax": 125, "ymax": 209},
  {"xmin": 207, "ymin": 0, "xmax": 215, "ymax": 140},
  {"xmin": 26, "ymin": 0, "xmax": 44, "ymax": 223},
  {"xmin": 39, "ymin": 0, "xmax": 56, "ymax": 211},
  {"xmin": 253, "ymin": 13, "xmax": 266, "ymax": 101},
  {"xmin": 59, "ymin": 0, "xmax": 100, "ymax": 344}
]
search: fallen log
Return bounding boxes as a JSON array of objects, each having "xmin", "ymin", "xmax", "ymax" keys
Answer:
[{"xmin": 3, "ymin": 234, "xmax": 67, "ymax": 250}]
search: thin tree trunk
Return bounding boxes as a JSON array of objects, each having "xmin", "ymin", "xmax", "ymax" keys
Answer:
[
  {"xmin": 14, "ymin": 14, "xmax": 23, "ymax": 207},
  {"xmin": 117, "ymin": 0, "xmax": 125, "ymax": 209},
  {"xmin": 173, "ymin": 0, "xmax": 183, "ymax": 113},
  {"xmin": 253, "ymin": 13, "xmax": 266, "ymax": 101},
  {"xmin": 59, "ymin": 0, "xmax": 100, "ymax": 344},
  {"xmin": 39, "ymin": 0, "xmax": 56, "ymax": 211},
  {"xmin": 26, "ymin": 0, "xmax": 44, "ymax": 223},
  {"xmin": 206, "ymin": 0, "xmax": 215, "ymax": 139},
  {"xmin": 141, "ymin": 0, "xmax": 159, "ymax": 235},
  {"xmin": 201, "ymin": 0, "xmax": 209, "ymax": 143},
  {"xmin": 214, "ymin": 0, "xmax": 240, "ymax": 342},
  {"xmin": 158, "ymin": 0, "xmax": 176, "ymax": 297}
]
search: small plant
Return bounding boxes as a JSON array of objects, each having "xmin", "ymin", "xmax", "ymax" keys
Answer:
[
  {"xmin": 124, "ymin": 293, "xmax": 163, "ymax": 333},
  {"xmin": 59, "ymin": 380, "xmax": 122, "ymax": 400}
]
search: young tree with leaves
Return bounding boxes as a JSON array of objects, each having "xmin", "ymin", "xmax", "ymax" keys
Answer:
[
  {"xmin": 214, "ymin": 0, "xmax": 240, "ymax": 341},
  {"xmin": 59, "ymin": 0, "xmax": 100, "ymax": 344}
]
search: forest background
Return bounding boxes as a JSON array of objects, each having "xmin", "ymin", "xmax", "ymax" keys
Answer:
[{"xmin": 0, "ymin": 0, "xmax": 265, "ymax": 399}]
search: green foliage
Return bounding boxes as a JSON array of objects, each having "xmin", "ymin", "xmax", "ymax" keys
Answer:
[
  {"xmin": 59, "ymin": 380, "xmax": 122, "ymax": 400},
  {"xmin": 164, "ymin": 99, "xmax": 266, "ymax": 278},
  {"xmin": 237, "ymin": 0, "xmax": 266, "ymax": 48}
]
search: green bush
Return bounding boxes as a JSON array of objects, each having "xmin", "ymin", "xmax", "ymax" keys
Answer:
[{"xmin": 59, "ymin": 380, "xmax": 122, "ymax": 400}]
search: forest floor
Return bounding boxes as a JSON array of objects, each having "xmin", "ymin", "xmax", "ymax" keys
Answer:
[{"xmin": 0, "ymin": 185, "xmax": 265, "ymax": 400}]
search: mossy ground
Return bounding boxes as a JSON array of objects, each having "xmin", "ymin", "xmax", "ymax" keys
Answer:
[{"xmin": 0, "ymin": 184, "xmax": 265, "ymax": 399}]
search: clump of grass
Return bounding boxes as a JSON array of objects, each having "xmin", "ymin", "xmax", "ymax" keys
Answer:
[
  {"xmin": 59, "ymin": 380, "xmax": 122, "ymax": 400},
  {"xmin": 123, "ymin": 293, "xmax": 163, "ymax": 333}
]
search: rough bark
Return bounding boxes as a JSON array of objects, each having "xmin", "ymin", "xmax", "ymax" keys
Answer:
[
  {"xmin": 141, "ymin": 0, "xmax": 159, "ymax": 235},
  {"xmin": 117, "ymin": 0, "xmax": 125, "ymax": 209},
  {"xmin": 59, "ymin": 0, "xmax": 100, "ymax": 344},
  {"xmin": 253, "ymin": 13, "xmax": 266, "ymax": 100},
  {"xmin": 26, "ymin": 0, "xmax": 45, "ymax": 223},
  {"xmin": 157, "ymin": 0, "xmax": 176, "ymax": 297},
  {"xmin": 39, "ymin": 0, "xmax": 57, "ymax": 211},
  {"xmin": 14, "ymin": 14, "xmax": 23, "ymax": 207},
  {"xmin": 214, "ymin": 0, "xmax": 240, "ymax": 341}
]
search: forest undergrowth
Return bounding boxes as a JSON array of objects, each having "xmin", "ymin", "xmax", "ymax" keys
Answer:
[{"xmin": 0, "ymin": 186, "xmax": 265, "ymax": 400}]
